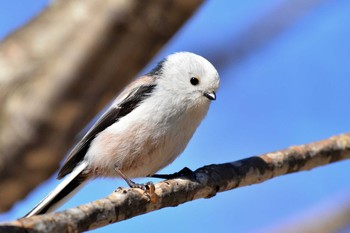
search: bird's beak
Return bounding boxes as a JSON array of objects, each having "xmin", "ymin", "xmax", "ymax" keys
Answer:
[{"xmin": 203, "ymin": 91, "xmax": 216, "ymax": 100}]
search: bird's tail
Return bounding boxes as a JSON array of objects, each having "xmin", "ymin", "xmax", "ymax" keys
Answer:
[{"xmin": 24, "ymin": 161, "xmax": 88, "ymax": 217}]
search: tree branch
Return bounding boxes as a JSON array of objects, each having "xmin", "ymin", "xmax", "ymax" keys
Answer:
[
  {"xmin": 2, "ymin": 133, "xmax": 349, "ymax": 232},
  {"xmin": 0, "ymin": 0, "xmax": 203, "ymax": 211}
]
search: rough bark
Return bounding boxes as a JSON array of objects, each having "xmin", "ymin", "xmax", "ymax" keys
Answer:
[
  {"xmin": 1, "ymin": 133, "xmax": 349, "ymax": 233},
  {"xmin": 0, "ymin": 0, "xmax": 203, "ymax": 211}
]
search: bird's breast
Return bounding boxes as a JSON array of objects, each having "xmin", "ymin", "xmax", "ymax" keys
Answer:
[{"xmin": 85, "ymin": 97, "xmax": 210, "ymax": 178}]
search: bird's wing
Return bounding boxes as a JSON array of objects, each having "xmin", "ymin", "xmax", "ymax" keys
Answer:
[{"xmin": 57, "ymin": 76, "xmax": 157, "ymax": 179}]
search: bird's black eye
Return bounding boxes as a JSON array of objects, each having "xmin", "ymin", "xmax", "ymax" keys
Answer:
[{"xmin": 190, "ymin": 77, "xmax": 199, "ymax": 86}]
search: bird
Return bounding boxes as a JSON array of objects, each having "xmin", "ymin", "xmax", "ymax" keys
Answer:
[{"xmin": 25, "ymin": 51, "xmax": 220, "ymax": 217}]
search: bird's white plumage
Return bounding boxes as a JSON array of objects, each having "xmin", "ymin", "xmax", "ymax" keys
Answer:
[
  {"xmin": 25, "ymin": 52, "xmax": 220, "ymax": 217},
  {"xmin": 84, "ymin": 52, "xmax": 220, "ymax": 177}
]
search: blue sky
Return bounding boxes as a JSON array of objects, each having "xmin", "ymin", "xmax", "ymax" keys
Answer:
[{"xmin": 1, "ymin": 1, "xmax": 350, "ymax": 232}]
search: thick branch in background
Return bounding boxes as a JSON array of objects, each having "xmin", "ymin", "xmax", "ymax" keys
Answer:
[
  {"xmin": 0, "ymin": 0, "xmax": 203, "ymax": 211},
  {"xmin": 267, "ymin": 195, "xmax": 350, "ymax": 233},
  {"xmin": 1, "ymin": 133, "xmax": 349, "ymax": 232}
]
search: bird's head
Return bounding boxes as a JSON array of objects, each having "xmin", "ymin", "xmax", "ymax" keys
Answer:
[{"xmin": 150, "ymin": 52, "xmax": 220, "ymax": 107}]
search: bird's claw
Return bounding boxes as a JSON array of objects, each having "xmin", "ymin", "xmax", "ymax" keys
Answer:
[
  {"xmin": 150, "ymin": 167, "xmax": 196, "ymax": 180},
  {"xmin": 130, "ymin": 181, "xmax": 154, "ymax": 191}
]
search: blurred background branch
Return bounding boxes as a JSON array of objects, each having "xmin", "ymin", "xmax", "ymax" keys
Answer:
[
  {"xmin": 1, "ymin": 133, "xmax": 349, "ymax": 232},
  {"xmin": 265, "ymin": 194, "xmax": 350, "ymax": 233},
  {"xmin": 0, "ymin": 0, "xmax": 203, "ymax": 212}
]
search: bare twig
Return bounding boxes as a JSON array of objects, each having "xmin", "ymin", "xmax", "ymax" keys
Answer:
[
  {"xmin": 0, "ymin": 0, "xmax": 203, "ymax": 211},
  {"xmin": 1, "ymin": 133, "xmax": 349, "ymax": 232}
]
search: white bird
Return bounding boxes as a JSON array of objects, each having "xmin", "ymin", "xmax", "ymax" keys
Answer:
[{"xmin": 25, "ymin": 52, "xmax": 220, "ymax": 217}]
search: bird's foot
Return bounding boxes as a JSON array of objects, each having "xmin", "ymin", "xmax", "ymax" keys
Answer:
[
  {"xmin": 129, "ymin": 180, "xmax": 155, "ymax": 192},
  {"xmin": 150, "ymin": 167, "xmax": 196, "ymax": 180}
]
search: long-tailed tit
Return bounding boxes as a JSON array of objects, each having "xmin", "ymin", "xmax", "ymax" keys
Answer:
[{"xmin": 25, "ymin": 52, "xmax": 220, "ymax": 217}]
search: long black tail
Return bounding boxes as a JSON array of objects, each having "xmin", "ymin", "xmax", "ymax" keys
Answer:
[{"xmin": 24, "ymin": 162, "xmax": 88, "ymax": 217}]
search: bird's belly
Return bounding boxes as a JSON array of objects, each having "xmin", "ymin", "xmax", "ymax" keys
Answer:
[
  {"xmin": 85, "ymin": 101, "xmax": 208, "ymax": 179},
  {"xmin": 85, "ymin": 120, "xmax": 194, "ymax": 178}
]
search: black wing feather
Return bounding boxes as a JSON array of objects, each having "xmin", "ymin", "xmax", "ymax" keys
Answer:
[{"xmin": 57, "ymin": 84, "xmax": 156, "ymax": 179}]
